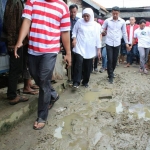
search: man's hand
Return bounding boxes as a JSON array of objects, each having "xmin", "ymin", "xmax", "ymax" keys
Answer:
[
  {"xmin": 64, "ymin": 53, "xmax": 71, "ymax": 68},
  {"xmin": 14, "ymin": 42, "xmax": 23, "ymax": 58},
  {"xmin": 72, "ymin": 38, "xmax": 76, "ymax": 48},
  {"xmin": 97, "ymin": 49, "xmax": 101, "ymax": 59},
  {"xmin": 126, "ymin": 44, "xmax": 132, "ymax": 51}
]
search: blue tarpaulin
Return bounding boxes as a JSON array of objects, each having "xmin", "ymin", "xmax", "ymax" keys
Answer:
[
  {"xmin": 0, "ymin": 0, "xmax": 9, "ymax": 74},
  {"xmin": 0, "ymin": 0, "xmax": 7, "ymax": 55}
]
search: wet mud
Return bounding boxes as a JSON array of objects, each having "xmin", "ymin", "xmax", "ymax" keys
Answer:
[{"xmin": 1, "ymin": 66, "xmax": 150, "ymax": 150}]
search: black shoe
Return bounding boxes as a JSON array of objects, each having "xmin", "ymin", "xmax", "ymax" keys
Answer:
[
  {"xmin": 108, "ymin": 78, "xmax": 113, "ymax": 84},
  {"xmin": 82, "ymin": 83, "xmax": 89, "ymax": 88},
  {"xmin": 73, "ymin": 83, "xmax": 79, "ymax": 89}
]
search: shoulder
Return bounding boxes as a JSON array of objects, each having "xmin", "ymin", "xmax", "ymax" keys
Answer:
[
  {"xmin": 56, "ymin": 0, "xmax": 69, "ymax": 10},
  {"xmin": 119, "ymin": 18, "xmax": 125, "ymax": 24},
  {"xmin": 135, "ymin": 28, "xmax": 139, "ymax": 33}
]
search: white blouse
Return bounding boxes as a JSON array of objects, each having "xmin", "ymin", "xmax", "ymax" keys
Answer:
[{"xmin": 72, "ymin": 19, "xmax": 101, "ymax": 59}]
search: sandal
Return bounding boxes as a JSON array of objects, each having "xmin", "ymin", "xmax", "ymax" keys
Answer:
[
  {"xmin": 33, "ymin": 118, "xmax": 46, "ymax": 130},
  {"xmin": 31, "ymin": 85, "xmax": 39, "ymax": 90},
  {"xmin": 23, "ymin": 90, "xmax": 39, "ymax": 95},
  {"xmin": 9, "ymin": 96, "xmax": 29, "ymax": 105},
  {"xmin": 48, "ymin": 95, "xmax": 59, "ymax": 110}
]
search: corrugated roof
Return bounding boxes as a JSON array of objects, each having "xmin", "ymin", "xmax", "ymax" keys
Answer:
[{"xmin": 91, "ymin": 0, "xmax": 108, "ymax": 12}]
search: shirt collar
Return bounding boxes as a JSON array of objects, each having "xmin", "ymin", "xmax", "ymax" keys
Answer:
[
  {"xmin": 71, "ymin": 17, "xmax": 78, "ymax": 21},
  {"xmin": 130, "ymin": 24, "xmax": 135, "ymax": 27},
  {"xmin": 110, "ymin": 17, "xmax": 121, "ymax": 21}
]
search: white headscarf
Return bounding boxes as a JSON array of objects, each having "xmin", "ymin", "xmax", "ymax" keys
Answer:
[{"xmin": 80, "ymin": 8, "xmax": 94, "ymax": 26}]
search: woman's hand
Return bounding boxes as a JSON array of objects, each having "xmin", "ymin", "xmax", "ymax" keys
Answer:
[{"xmin": 97, "ymin": 48, "xmax": 101, "ymax": 59}]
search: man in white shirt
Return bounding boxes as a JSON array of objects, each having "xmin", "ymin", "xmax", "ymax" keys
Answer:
[
  {"xmin": 133, "ymin": 19, "xmax": 150, "ymax": 74},
  {"xmin": 102, "ymin": 6, "xmax": 130, "ymax": 84}
]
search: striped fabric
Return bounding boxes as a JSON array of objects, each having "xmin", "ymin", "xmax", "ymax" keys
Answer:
[{"xmin": 22, "ymin": 0, "xmax": 70, "ymax": 55}]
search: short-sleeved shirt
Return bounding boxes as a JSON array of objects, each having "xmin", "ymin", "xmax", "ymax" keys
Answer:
[
  {"xmin": 22, "ymin": 0, "xmax": 70, "ymax": 55},
  {"xmin": 134, "ymin": 27, "xmax": 150, "ymax": 48}
]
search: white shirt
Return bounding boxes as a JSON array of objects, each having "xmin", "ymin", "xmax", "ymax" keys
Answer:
[
  {"xmin": 134, "ymin": 27, "xmax": 150, "ymax": 48},
  {"xmin": 102, "ymin": 17, "xmax": 128, "ymax": 47},
  {"xmin": 129, "ymin": 25, "xmax": 134, "ymax": 44},
  {"xmin": 72, "ymin": 20, "xmax": 101, "ymax": 59}
]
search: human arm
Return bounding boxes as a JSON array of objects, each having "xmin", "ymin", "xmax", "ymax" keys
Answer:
[
  {"xmin": 121, "ymin": 21, "xmax": 131, "ymax": 50},
  {"xmin": 14, "ymin": 18, "xmax": 31, "ymax": 58},
  {"xmin": 72, "ymin": 20, "xmax": 79, "ymax": 47},
  {"xmin": 96, "ymin": 23, "xmax": 102, "ymax": 59},
  {"xmin": 101, "ymin": 19, "xmax": 108, "ymax": 33},
  {"xmin": 60, "ymin": 4, "xmax": 71, "ymax": 67},
  {"xmin": 61, "ymin": 31, "xmax": 71, "ymax": 67}
]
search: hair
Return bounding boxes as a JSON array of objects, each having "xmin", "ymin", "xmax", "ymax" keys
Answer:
[
  {"xmin": 139, "ymin": 19, "xmax": 146, "ymax": 24},
  {"xmin": 130, "ymin": 16, "xmax": 136, "ymax": 19},
  {"xmin": 112, "ymin": 6, "xmax": 120, "ymax": 12},
  {"xmin": 69, "ymin": 4, "xmax": 78, "ymax": 10}
]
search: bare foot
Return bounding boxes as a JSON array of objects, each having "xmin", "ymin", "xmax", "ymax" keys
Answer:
[{"xmin": 124, "ymin": 64, "xmax": 130, "ymax": 68}]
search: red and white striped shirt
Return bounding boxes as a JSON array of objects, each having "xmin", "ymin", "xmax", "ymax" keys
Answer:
[{"xmin": 22, "ymin": 0, "xmax": 70, "ymax": 55}]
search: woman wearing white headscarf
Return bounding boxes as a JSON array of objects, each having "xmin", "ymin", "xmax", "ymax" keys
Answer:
[{"xmin": 72, "ymin": 8, "xmax": 101, "ymax": 88}]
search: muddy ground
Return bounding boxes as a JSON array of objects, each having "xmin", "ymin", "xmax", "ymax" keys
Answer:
[{"xmin": 1, "ymin": 64, "xmax": 150, "ymax": 150}]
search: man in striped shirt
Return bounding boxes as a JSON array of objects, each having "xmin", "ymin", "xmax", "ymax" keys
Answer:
[{"xmin": 14, "ymin": 0, "xmax": 71, "ymax": 130}]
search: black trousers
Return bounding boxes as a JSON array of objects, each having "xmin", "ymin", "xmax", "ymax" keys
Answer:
[
  {"xmin": 106, "ymin": 44, "xmax": 120, "ymax": 78},
  {"xmin": 28, "ymin": 53, "xmax": 57, "ymax": 121},
  {"xmin": 91, "ymin": 56, "xmax": 98, "ymax": 71},
  {"xmin": 73, "ymin": 53, "xmax": 93, "ymax": 85},
  {"xmin": 7, "ymin": 47, "xmax": 23, "ymax": 100}
]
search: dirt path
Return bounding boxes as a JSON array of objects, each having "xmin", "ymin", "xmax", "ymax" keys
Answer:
[{"xmin": 1, "ymin": 64, "xmax": 150, "ymax": 150}]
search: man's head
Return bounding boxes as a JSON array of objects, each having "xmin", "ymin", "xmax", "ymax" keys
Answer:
[
  {"xmin": 69, "ymin": 4, "xmax": 78, "ymax": 19},
  {"xmin": 139, "ymin": 19, "xmax": 146, "ymax": 30},
  {"xmin": 112, "ymin": 6, "xmax": 120, "ymax": 20},
  {"xmin": 130, "ymin": 17, "xmax": 136, "ymax": 25}
]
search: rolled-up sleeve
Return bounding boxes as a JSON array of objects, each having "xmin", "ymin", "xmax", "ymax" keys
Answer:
[
  {"xmin": 102, "ymin": 19, "xmax": 108, "ymax": 31},
  {"xmin": 122, "ymin": 22, "xmax": 128, "ymax": 44}
]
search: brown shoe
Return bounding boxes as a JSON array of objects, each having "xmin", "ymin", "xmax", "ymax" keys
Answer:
[{"xmin": 9, "ymin": 96, "xmax": 29, "ymax": 105}]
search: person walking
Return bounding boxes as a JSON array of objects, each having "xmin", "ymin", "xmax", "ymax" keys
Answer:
[
  {"xmin": 3, "ymin": 0, "xmax": 30, "ymax": 105},
  {"xmin": 92, "ymin": 14, "xmax": 102, "ymax": 73},
  {"xmin": 133, "ymin": 19, "xmax": 150, "ymax": 74},
  {"xmin": 14, "ymin": 0, "xmax": 71, "ymax": 130},
  {"xmin": 102, "ymin": 6, "xmax": 130, "ymax": 84},
  {"xmin": 125, "ymin": 17, "xmax": 139, "ymax": 67},
  {"xmin": 72, "ymin": 8, "xmax": 101, "ymax": 88},
  {"xmin": 68, "ymin": 4, "xmax": 79, "ymax": 85}
]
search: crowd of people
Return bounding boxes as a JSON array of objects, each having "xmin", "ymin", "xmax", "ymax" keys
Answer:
[{"xmin": 2, "ymin": 0, "xmax": 150, "ymax": 130}]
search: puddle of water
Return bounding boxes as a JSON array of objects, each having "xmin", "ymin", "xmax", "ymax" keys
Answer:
[
  {"xmin": 92, "ymin": 131, "xmax": 103, "ymax": 146},
  {"xmin": 83, "ymin": 92, "xmax": 99, "ymax": 102},
  {"xmin": 61, "ymin": 113, "xmax": 83, "ymax": 133},
  {"xmin": 54, "ymin": 126, "xmax": 63, "ymax": 139},
  {"xmin": 54, "ymin": 122, "xmax": 64, "ymax": 139},
  {"xmin": 69, "ymin": 139, "xmax": 88, "ymax": 150},
  {"xmin": 129, "ymin": 103, "xmax": 150, "ymax": 120},
  {"xmin": 116, "ymin": 102, "xmax": 123, "ymax": 114}
]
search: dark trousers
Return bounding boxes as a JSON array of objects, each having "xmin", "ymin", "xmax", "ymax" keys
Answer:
[
  {"xmin": 91, "ymin": 57, "xmax": 98, "ymax": 71},
  {"xmin": 106, "ymin": 44, "xmax": 120, "ymax": 78},
  {"xmin": 73, "ymin": 53, "xmax": 93, "ymax": 85},
  {"xmin": 28, "ymin": 53, "xmax": 57, "ymax": 121},
  {"xmin": 71, "ymin": 52, "xmax": 75, "ymax": 80},
  {"xmin": 127, "ymin": 44, "xmax": 139, "ymax": 64},
  {"xmin": 23, "ymin": 45, "xmax": 31, "ymax": 79},
  {"xmin": 7, "ymin": 47, "xmax": 23, "ymax": 100}
]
